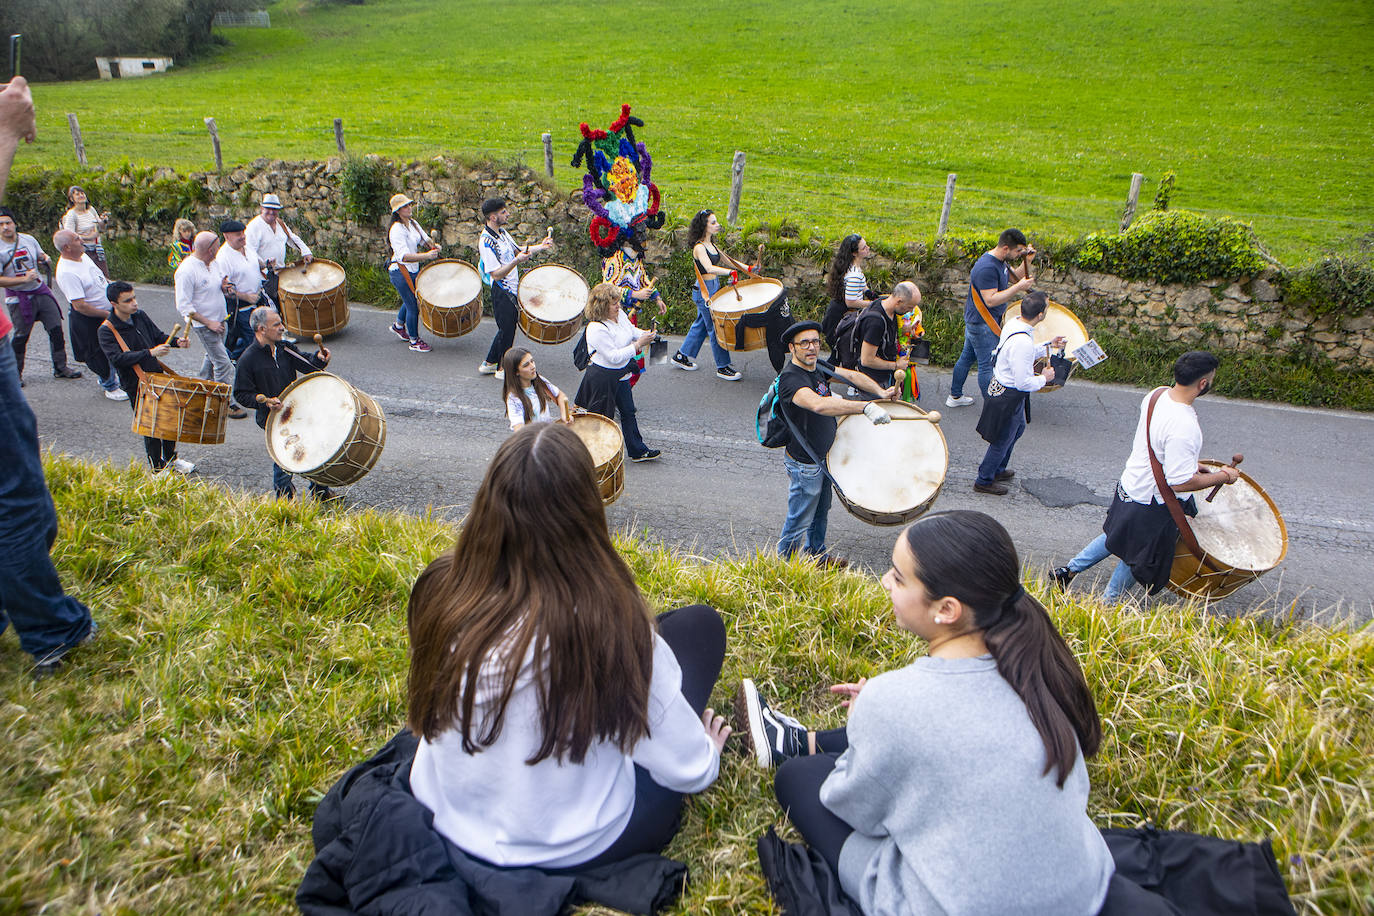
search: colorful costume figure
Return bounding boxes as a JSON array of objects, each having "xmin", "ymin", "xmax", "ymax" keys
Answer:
[{"xmin": 896, "ymin": 307, "xmax": 925, "ymax": 401}]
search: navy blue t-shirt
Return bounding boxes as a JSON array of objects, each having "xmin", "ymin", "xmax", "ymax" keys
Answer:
[{"xmin": 964, "ymin": 251, "xmax": 1011, "ymax": 327}]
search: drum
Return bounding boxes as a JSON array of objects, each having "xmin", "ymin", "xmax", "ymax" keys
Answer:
[
  {"xmin": 265, "ymin": 372, "xmax": 386, "ymax": 488},
  {"xmin": 417, "ymin": 259, "xmax": 482, "ymax": 338},
  {"xmin": 518, "ymin": 264, "xmax": 590, "ymax": 345},
  {"xmin": 276, "ymin": 259, "xmax": 349, "ymax": 338},
  {"xmin": 1002, "ymin": 298, "xmax": 1089, "ymax": 392},
  {"xmin": 710, "ymin": 277, "xmax": 784, "ymax": 352},
  {"xmin": 132, "ymin": 373, "xmax": 231, "ymax": 445},
  {"xmin": 828, "ymin": 401, "xmax": 949, "ymax": 526},
  {"xmin": 1167, "ymin": 461, "xmax": 1287, "ymax": 600},
  {"xmin": 571, "ymin": 412, "xmax": 625, "ymax": 506}
]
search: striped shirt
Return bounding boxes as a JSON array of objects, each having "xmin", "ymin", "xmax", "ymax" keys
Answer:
[{"xmin": 843, "ymin": 265, "xmax": 867, "ymax": 302}]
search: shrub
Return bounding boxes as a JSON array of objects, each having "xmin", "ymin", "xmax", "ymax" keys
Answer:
[
  {"xmin": 337, "ymin": 156, "xmax": 392, "ymax": 225},
  {"xmin": 1076, "ymin": 209, "xmax": 1265, "ymax": 284},
  {"xmin": 1153, "ymin": 170, "xmax": 1176, "ymax": 211},
  {"xmin": 1284, "ymin": 254, "xmax": 1374, "ymax": 321}
]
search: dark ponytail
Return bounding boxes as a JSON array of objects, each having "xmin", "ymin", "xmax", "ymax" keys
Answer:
[{"xmin": 902, "ymin": 511, "xmax": 1101, "ymax": 787}]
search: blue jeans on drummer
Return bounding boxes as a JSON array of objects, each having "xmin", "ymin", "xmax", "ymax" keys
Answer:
[
  {"xmin": 273, "ymin": 463, "xmax": 327, "ymax": 498},
  {"xmin": 0, "ymin": 336, "xmax": 95, "ymax": 663},
  {"xmin": 976, "ymin": 401, "xmax": 1027, "ymax": 485},
  {"xmin": 778, "ymin": 455, "xmax": 832, "ymax": 558},
  {"xmin": 390, "ymin": 268, "xmax": 419, "ymax": 339},
  {"xmin": 614, "ymin": 380, "xmax": 649, "ymax": 457},
  {"xmin": 99, "ymin": 368, "xmax": 119, "ymax": 392},
  {"xmin": 1065, "ymin": 533, "xmax": 1138, "ymax": 599},
  {"xmin": 950, "ymin": 320, "xmax": 1001, "ymax": 399},
  {"xmin": 679, "ymin": 282, "xmax": 731, "ymax": 370}
]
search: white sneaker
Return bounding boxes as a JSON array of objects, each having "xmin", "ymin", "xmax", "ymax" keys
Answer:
[
  {"xmin": 477, "ymin": 361, "xmax": 499, "ymax": 375},
  {"xmin": 945, "ymin": 394, "xmax": 975, "ymax": 407},
  {"xmin": 494, "ymin": 369, "xmax": 505, "ymax": 381},
  {"xmin": 104, "ymin": 389, "xmax": 129, "ymax": 401},
  {"xmin": 170, "ymin": 458, "xmax": 196, "ymax": 474}
]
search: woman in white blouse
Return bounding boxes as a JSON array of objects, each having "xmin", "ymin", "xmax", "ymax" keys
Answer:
[
  {"xmin": 385, "ymin": 193, "xmax": 440, "ymax": 352},
  {"xmin": 60, "ymin": 185, "xmax": 108, "ymax": 277},
  {"xmin": 501, "ymin": 347, "xmax": 570, "ymax": 430},
  {"xmin": 574, "ymin": 282, "xmax": 660, "ymax": 461}
]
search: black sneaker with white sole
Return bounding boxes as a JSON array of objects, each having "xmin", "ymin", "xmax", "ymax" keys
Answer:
[
  {"xmin": 671, "ymin": 352, "xmax": 698, "ymax": 371},
  {"xmin": 736, "ymin": 678, "xmax": 809, "ymax": 768},
  {"xmin": 715, "ymin": 365, "xmax": 742, "ymax": 381},
  {"xmin": 630, "ymin": 448, "xmax": 662, "ymax": 462}
]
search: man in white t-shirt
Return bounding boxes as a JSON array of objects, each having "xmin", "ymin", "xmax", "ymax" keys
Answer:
[
  {"xmin": 53, "ymin": 229, "xmax": 125, "ymax": 400},
  {"xmin": 1053, "ymin": 350, "xmax": 1240, "ymax": 600},
  {"xmin": 476, "ymin": 197, "xmax": 553, "ymax": 377},
  {"xmin": 245, "ymin": 192, "xmax": 312, "ymax": 305},
  {"xmin": 175, "ymin": 231, "xmax": 246, "ymax": 418},
  {"xmin": 1, "ymin": 207, "xmax": 81, "ymax": 383},
  {"xmin": 215, "ymin": 218, "xmax": 265, "ymax": 359}
]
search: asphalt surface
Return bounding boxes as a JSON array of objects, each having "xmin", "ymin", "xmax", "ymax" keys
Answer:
[{"xmin": 21, "ymin": 283, "xmax": 1374, "ymax": 627}]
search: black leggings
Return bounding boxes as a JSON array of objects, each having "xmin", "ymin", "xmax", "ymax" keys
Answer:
[
  {"xmin": 561, "ymin": 603, "xmax": 726, "ymax": 870},
  {"xmin": 484, "ymin": 283, "xmax": 519, "ymax": 365},
  {"xmin": 773, "ymin": 727, "xmax": 853, "ymax": 874}
]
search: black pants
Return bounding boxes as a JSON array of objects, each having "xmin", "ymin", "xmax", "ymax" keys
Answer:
[
  {"xmin": 561, "ymin": 604, "xmax": 726, "ymax": 870},
  {"xmin": 484, "ymin": 283, "xmax": 519, "ymax": 365},
  {"xmin": 773, "ymin": 728, "xmax": 852, "ymax": 874},
  {"xmin": 7, "ymin": 294, "xmax": 72, "ymax": 377},
  {"xmin": 126, "ymin": 391, "xmax": 176, "ymax": 469}
]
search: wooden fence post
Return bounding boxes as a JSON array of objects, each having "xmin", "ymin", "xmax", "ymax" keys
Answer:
[
  {"xmin": 66, "ymin": 113, "xmax": 87, "ymax": 167},
  {"xmin": 204, "ymin": 117, "xmax": 223, "ymax": 172},
  {"xmin": 1120, "ymin": 172, "xmax": 1144, "ymax": 231},
  {"xmin": 937, "ymin": 173, "xmax": 957, "ymax": 239},
  {"xmin": 728, "ymin": 150, "xmax": 746, "ymax": 225},
  {"xmin": 334, "ymin": 118, "xmax": 346, "ymax": 156},
  {"xmin": 542, "ymin": 132, "xmax": 554, "ymax": 178}
]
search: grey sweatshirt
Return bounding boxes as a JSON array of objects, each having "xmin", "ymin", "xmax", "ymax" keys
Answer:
[{"xmin": 820, "ymin": 654, "xmax": 1114, "ymax": 916}]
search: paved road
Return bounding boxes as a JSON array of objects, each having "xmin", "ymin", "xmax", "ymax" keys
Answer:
[{"xmin": 22, "ymin": 284, "xmax": 1374, "ymax": 626}]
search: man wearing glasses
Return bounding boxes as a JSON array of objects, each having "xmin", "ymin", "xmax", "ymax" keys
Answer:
[{"xmin": 776, "ymin": 320, "xmax": 894, "ymax": 568}]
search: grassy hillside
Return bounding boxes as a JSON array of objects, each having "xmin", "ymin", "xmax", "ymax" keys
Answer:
[
  {"xmin": 1, "ymin": 456, "xmax": 1370, "ymax": 913},
  {"xmin": 19, "ymin": 0, "xmax": 1374, "ymax": 265}
]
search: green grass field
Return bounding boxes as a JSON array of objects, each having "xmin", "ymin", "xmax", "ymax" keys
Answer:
[
  {"xmin": 19, "ymin": 0, "xmax": 1374, "ymax": 266},
  {"xmin": 2, "ymin": 456, "xmax": 1371, "ymax": 914}
]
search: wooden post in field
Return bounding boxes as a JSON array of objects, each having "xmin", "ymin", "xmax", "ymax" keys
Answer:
[
  {"xmin": 334, "ymin": 118, "xmax": 346, "ymax": 156},
  {"xmin": 542, "ymin": 132, "xmax": 554, "ymax": 178},
  {"xmin": 204, "ymin": 117, "xmax": 223, "ymax": 172},
  {"xmin": 1120, "ymin": 172, "xmax": 1144, "ymax": 230},
  {"xmin": 66, "ymin": 114, "xmax": 87, "ymax": 167},
  {"xmin": 937, "ymin": 173, "xmax": 957, "ymax": 239},
  {"xmin": 728, "ymin": 150, "xmax": 746, "ymax": 225}
]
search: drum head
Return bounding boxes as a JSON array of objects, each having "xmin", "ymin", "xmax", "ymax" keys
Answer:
[
  {"xmin": 1003, "ymin": 299, "xmax": 1089, "ymax": 354},
  {"xmin": 1190, "ymin": 461, "xmax": 1286, "ymax": 571},
  {"xmin": 269, "ymin": 373, "xmax": 358, "ymax": 473},
  {"xmin": 571, "ymin": 413, "xmax": 624, "ymax": 466},
  {"xmin": 829, "ymin": 402, "xmax": 948, "ymax": 516},
  {"xmin": 277, "ymin": 259, "xmax": 346, "ymax": 295},
  {"xmin": 416, "ymin": 259, "xmax": 481, "ymax": 305},
  {"xmin": 709, "ymin": 277, "xmax": 783, "ymax": 314},
  {"xmin": 519, "ymin": 265, "xmax": 590, "ymax": 321}
]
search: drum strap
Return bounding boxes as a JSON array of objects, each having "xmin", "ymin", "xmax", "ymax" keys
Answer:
[
  {"xmin": 1145, "ymin": 387, "xmax": 1205, "ymax": 560},
  {"xmin": 970, "ymin": 284, "xmax": 1002, "ymax": 336},
  {"xmin": 100, "ymin": 319, "xmax": 171, "ymax": 383},
  {"xmin": 691, "ymin": 249, "xmax": 753, "ymax": 303},
  {"xmin": 777, "ymin": 360, "xmax": 849, "ymax": 499}
]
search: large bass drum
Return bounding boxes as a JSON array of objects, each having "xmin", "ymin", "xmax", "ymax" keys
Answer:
[
  {"xmin": 1168, "ymin": 461, "xmax": 1287, "ymax": 600},
  {"xmin": 570, "ymin": 412, "xmax": 625, "ymax": 506},
  {"xmin": 828, "ymin": 401, "xmax": 948, "ymax": 526},
  {"xmin": 132, "ymin": 373, "xmax": 230, "ymax": 444},
  {"xmin": 265, "ymin": 372, "xmax": 386, "ymax": 487},
  {"xmin": 710, "ymin": 277, "xmax": 784, "ymax": 352},
  {"xmin": 417, "ymin": 259, "xmax": 482, "ymax": 338},
  {"xmin": 518, "ymin": 264, "xmax": 590, "ymax": 345}
]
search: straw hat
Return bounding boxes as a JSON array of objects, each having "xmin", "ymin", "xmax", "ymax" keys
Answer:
[{"xmin": 389, "ymin": 193, "xmax": 414, "ymax": 213}]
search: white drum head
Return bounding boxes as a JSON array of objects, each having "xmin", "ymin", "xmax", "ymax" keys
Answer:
[
  {"xmin": 519, "ymin": 265, "xmax": 590, "ymax": 321},
  {"xmin": 1190, "ymin": 465, "xmax": 1285, "ymax": 571},
  {"xmin": 829, "ymin": 402, "xmax": 948, "ymax": 515},
  {"xmin": 417, "ymin": 260, "xmax": 481, "ymax": 305},
  {"xmin": 1003, "ymin": 299, "xmax": 1089, "ymax": 354},
  {"xmin": 572, "ymin": 414, "xmax": 623, "ymax": 466},
  {"xmin": 278, "ymin": 260, "xmax": 346, "ymax": 295},
  {"xmin": 269, "ymin": 373, "xmax": 358, "ymax": 473},
  {"xmin": 710, "ymin": 278, "xmax": 783, "ymax": 314}
]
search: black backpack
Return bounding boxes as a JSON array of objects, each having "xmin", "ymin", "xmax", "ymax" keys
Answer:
[
  {"xmin": 572, "ymin": 326, "xmax": 595, "ymax": 371},
  {"xmin": 831, "ymin": 301, "xmax": 882, "ymax": 370}
]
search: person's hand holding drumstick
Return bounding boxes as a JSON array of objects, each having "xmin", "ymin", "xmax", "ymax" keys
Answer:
[
  {"xmin": 312, "ymin": 332, "xmax": 331, "ymax": 365},
  {"xmin": 256, "ymin": 393, "xmax": 283, "ymax": 411}
]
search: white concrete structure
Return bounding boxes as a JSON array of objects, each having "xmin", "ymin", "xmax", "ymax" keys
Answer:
[{"xmin": 95, "ymin": 57, "xmax": 173, "ymax": 80}]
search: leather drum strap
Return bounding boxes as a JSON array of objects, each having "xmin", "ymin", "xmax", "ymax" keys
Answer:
[
  {"xmin": 970, "ymin": 284, "xmax": 1002, "ymax": 336},
  {"xmin": 101, "ymin": 319, "xmax": 170, "ymax": 383},
  {"xmin": 1145, "ymin": 387, "xmax": 1205, "ymax": 560}
]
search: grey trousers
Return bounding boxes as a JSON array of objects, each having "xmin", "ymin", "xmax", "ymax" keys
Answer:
[{"xmin": 193, "ymin": 324, "xmax": 241, "ymax": 408}]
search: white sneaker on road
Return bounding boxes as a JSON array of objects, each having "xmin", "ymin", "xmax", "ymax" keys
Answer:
[
  {"xmin": 945, "ymin": 394, "xmax": 974, "ymax": 407},
  {"xmin": 104, "ymin": 389, "xmax": 129, "ymax": 401},
  {"xmin": 170, "ymin": 458, "xmax": 196, "ymax": 475}
]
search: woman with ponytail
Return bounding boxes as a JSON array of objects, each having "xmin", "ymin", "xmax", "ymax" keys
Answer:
[{"xmin": 739, "ymin": 510, "xmax": 1114, "ymax": 915}]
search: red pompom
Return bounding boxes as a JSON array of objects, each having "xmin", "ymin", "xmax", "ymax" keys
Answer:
[
  {"xmin": 645, "ymin": 182, "xmax": 661, "ymax": 215},
  {"xmin": 589, "ymin": 216, "xmax": 617, "ymax": 247},
  {"xmin": 609, "ymin": 103, "xmax": 632, "ymax": 133},
  {"xmin": 579, "ymin": 122, "xmax": 593, "ymax": 138}
]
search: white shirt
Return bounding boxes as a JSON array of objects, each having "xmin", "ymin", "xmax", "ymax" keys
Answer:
[
  {"xmin": 174, "ymin": 256, "xmax": 227, "ymax": 326},
  {"xmin": 410, "ymin": 632, "xmax": 719, "ymax": 868},
  {"xmin": 1119, "ymin": 388, "xmax": 1203, "ymax": 504},
  {"xmin": 245, "ymin": 214, "xmax": 311, "ymax": 268},
  {"xmin": 479, "ymin": 225, "xmax": 520, "ymax": 294},
  {"xmin": 991, "ymin": 317, "xmax": 1047, "ymax": 393},
  {"xmin": 586, "ymin": 310, "xmax": 642, "ymax": 375},
  {"xmin": 54, "ymin": 254, "xmax": 109, "ymax": 311},
  {"xmin": 215, "ymin": 243, "xmax": 263, "ymax": 299},
  {"xmin": 389, "ymin": 219, "xmax": 433, "ymax": 274},
  {"xmin": 506, "ymin": 378, "xmax": 563, "ymax": 430}
]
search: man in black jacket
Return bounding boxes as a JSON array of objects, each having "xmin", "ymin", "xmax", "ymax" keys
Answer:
[
  {"xmin": 96, "ymin": 281, "xmax": 193, "ymax": 473},
  {"xmin": 233, "ymin": 305, "xmax": 333, "ymax": 500}
]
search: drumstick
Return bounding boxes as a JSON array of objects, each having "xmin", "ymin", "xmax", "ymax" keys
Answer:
[
  {"xmin": 755, "ymin": 243, "xmax": 764, "ymax": 274},
  {"xmin": 181, "ymin": 321, "xmax": 191, "ymax": 342},
  {"xmin": 1205, "ymin": 454, "xmax": 1244, "ymax": 502},
  {"xmin": 164, "ymin": 323, "xmax": 181, "ymax": 346},
  {"xmin": 313, "ymin": 334, "xmax": 323, "ymax": 346},
  {"xmin": 255, "ymin": 394, "xmax": 267, "ymax": 403},
  {"xmin": 894, "ymin": 368, "xmax": 905, "ymax": 392}
]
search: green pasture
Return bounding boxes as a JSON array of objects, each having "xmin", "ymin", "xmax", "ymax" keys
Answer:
[
  {"xmin": 19, "ymin": 0, "xmax": 1374, "ymax": 265},
  {"xmin": 2, "ymin": 456, "xmax": 1371, "ymax": 913}
]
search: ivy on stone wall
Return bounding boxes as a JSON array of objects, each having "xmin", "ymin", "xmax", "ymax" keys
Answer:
[
  {"xmin": 1284, "ymin": 250, "xmax": 1374, "ymax": 322},
  {"xmin": 1075, "ymin": 209, "xmax": 1265, "ymax": 285},
  {"xmin": 4, "ymin": 163, "xmax": 209, "ymax": 238}
]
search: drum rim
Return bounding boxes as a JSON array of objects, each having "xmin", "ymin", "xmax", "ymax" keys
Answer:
[
  {"xmin": 708, "ymin": 275, "xmax": 783, "ymax": 312},
  {"xmin": 1004, "ymin": 297, "xmax": 1089, "ymax": 342},
  {"xmin": 571, "ymin": 411, "xmax": 625, "ymax": 463},
  {"xmin": 276, "ymin": 256, "xmax": 346, "ymax": 292},
  {"xmin": 416, "ymin": 257, "xmax": 481, "ymax": 294},
  {"xmin": 517, "ymin": 263, "xmax": 591, "ymax": 317},
  {"xmin": 265, "ymin": 371, "xmax": 366, "ymax": 474},
  {"xmin": 1185, "ymin": 458, "xmax": 1288, "ymax": 573}
]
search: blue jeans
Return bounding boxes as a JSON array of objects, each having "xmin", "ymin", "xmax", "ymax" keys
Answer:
[
  {"xmin": 1066, "ymin": 533, "xmax": 1139, "ymax": 600},
  {"xmin": 778, "ymin": 455, "xmax": 832, "ymax": 558},
  {"xmin": 226, "ymin": 304, "xmax": 256, "ymax": 360},
  {"xmin": 98, "ymin": 368, "xmax": 119, "ymax": 392},
  {"xmin": 0, "ymin": 335, "xmax": 94, "ymax": 662},
  {"xmin": 273, "ymin": 463, "xmax": 328, "ymax": 498},
  {"xmin": 614, "ymin": 380, "xmax": 650, "ymax": 457},
  {"xmin": 976, "ymin": 401, "xmax": 1027, "ymax": 485},
  {"xmin": 679, "ymin": 283, "xmax": 731, "ymax": 370},
  {"xmin": 950, "ymin": 320, "xmax": 1000, "ymax": 399},
  {"xmin": 390, "ymin": 268, "xmax": 420, "ymax": 339}
]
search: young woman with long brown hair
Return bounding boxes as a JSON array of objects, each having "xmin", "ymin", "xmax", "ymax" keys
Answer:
[
  {"xmin": 406, "ymin": 423, "xmax": 731, "ymax": 869},
  {"xmin": 739, "ymin": 510, "xmax": 1114, "ymax": 915},
  {"xmin": 500, "ymin": 346, "xmax": 569, "ymax": 430}
]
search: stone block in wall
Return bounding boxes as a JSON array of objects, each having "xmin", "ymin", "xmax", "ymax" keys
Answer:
[
  {"xmin": 1173, "ymin": 287, "xmax": 1212, "ymax": 312},
  {"xmin": 1222, "ymin": 282, "xmax": 1246, "ymax": 300},
  {"xmin": 1250, "ymin": 278, "xmax": 1280, "ymax": 302}
]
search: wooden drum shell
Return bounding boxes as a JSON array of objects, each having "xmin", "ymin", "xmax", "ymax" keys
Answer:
[
  {"xmin": 709, "ymin": 277, "xmax": 783, "ymax": 352},
  {"xmin": 417, "ymin": 259, "xmax": 482, "ymax": 339},
  {"xmin": 132, "ymin": 372, "xmax": 230, "ymax": 445},
  {"xmin": 1167, "ymin": 461, "xmax": 1287, "ymax": 601},
  {"xmin": 571, "ymin": 412, "xmax": 625, "ymax": 506},
  {"xmin": 276, "ymin": 259, "xmax": 349, "ymax": 338}
]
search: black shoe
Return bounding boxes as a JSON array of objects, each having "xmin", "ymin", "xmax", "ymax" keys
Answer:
[
  {"xmin": 671, "ymin": 351, "xmax": 698, "ymax": 371},
  {"xmin": 995, "ymin": 469, "xmax": 1015, "ymax": 481},
  {"xmin": 54, "ymin": 366, "xmax": 84, "ymax": 379},
  {"xmin": 32, "ymin": 621, "xmax": 99, "ymax": 680},
  {"xmin": 715, "ymin": 365, "xmax": 742, "ymax": 381},
  {"xmin": 310, "ymin": 486, "xmax": 341, "ymax": 503},
  {"xmin": 973, "ymin": 481, "xmax": 1009, "ymax": 496},
  {"xmin": 630, "ymin": 449, "xmax": 661, "ymax": 462},
  {"xmin": 1051, "ymin": 566, "xmax": 1076, "ymax": 588},
  {"xmin": 736, "ymin": 678, "xmax": 809, "ymax": 769}
]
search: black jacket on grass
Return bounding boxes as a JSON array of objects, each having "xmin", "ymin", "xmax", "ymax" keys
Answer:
[{"xmin": 296, "ymin": 730, "xmax": 687, "ymax": 916}]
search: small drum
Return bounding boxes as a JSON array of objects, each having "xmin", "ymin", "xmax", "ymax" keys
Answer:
[
  {"xmin": 710, "ymin": 277, "xmax": 783, "ymax": 352},
  {"xmin": 265, "ymin": 372, "xmax": 386, "ymax": 488},
  {"xmin": 1167, "ymin": 461, "xmax": 1287, "ymax": 600},
  {"xmin": 276, "ymin": 259, "xmax": 349, "ymax": 339},
  {"xmin": 571, "ymin": 412, "xmax": 625, "ymax": 506},
  {"xmin": 828, "ymin": 401, "xmax": 949, "ymax": 526},
  {"xmin": 132, "ymin": 373, "xmax": 231, "ymax": 444},
  {"xmin": 518, "ymin": 264, "xmax": 590, "ymax": 345},
  {"xmin": 1002, "ymin": 298, "xmax": 1089, "ymax": 392},
  {"xmin": 417, "ymin": 259, "xmax": 482, "ymax": 338}
]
